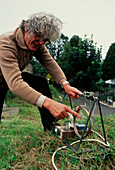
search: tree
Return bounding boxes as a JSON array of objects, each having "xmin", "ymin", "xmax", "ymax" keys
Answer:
[
  {"xmin": 69, "ymin": 35, "xmax": 80, "ymax": 47},
  {"xmin": 46, "ymin": 33, "xmax": 68, "ymax": 61},
  {"xmin": 30, "ymin": 57, "xmax": 47, "ymax": 76},
  {"xmin": 102, "ymin": 42, "xmax": 115, "ymax": 80},
  {"xmin": 58, "ymin": 35, "xmax": 102, "ymax": 91}
]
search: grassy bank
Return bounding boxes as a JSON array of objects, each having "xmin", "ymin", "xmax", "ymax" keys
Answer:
[{"xmin": 0, "ymin": 92, "xmax": 115, "ymax": 169}]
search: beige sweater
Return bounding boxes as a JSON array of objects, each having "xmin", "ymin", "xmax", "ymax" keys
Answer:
[{"xmin": 0, "ymin": 28, "xmax": 66, "ymax": 105}]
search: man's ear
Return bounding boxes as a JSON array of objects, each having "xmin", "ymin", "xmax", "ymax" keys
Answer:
[{"xmin": 25, "ymin": 23, "xmax": 29, "ymax": 32}]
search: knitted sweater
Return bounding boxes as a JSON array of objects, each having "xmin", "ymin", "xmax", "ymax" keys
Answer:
[{"xmin": 0, "ymin": 28, "xmax": 66, "ymax": 105}]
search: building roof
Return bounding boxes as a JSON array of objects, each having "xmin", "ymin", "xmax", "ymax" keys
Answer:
[{"xmin": 105, "ymin": 78, "xmax": 115, "ymax": 85}]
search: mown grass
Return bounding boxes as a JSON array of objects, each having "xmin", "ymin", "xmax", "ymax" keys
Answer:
[{"xmin": 0, "ymin": 91, "xmax": 115, "ymax": 170}]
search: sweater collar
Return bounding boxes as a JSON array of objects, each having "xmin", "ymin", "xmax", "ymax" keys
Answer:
[{"xmin": 15, "ymin": 27, "xmax": 28, "ymax": 50}]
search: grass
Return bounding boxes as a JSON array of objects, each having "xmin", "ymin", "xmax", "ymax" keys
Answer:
[{"xmin": 0, "ymin": 91, "xmax": 115, "ymax": 170}]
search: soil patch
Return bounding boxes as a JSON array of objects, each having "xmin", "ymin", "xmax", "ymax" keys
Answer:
[{"xmin": 2, "ymin": 107, "xmax": 20, "ymax": 117}]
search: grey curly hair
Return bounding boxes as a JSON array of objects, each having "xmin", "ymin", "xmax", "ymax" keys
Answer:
[{"xmin": 20, "ymin": 12, "xmax": 63, "ymax": 42}]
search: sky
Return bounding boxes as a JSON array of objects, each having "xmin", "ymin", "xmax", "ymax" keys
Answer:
[{"xmin": 0, "ymin": 0, "xmax": 115, "ymax": 59}]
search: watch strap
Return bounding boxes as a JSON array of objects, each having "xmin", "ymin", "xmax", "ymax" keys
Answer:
[{"xmin": 61, "ymin": 81, "xmax": 69, "ymax": 88}]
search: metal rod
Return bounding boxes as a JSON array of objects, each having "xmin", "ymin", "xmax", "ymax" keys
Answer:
[
  {"xmin": 97, "ymin": 100, "xmax": 107, "ymax": 144},
  {"xmin": 75, "ymin": 98, "xmax": 98, "ymax": 151}
]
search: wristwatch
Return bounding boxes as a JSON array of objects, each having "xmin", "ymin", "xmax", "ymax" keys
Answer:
[{"xmin": 61, "ymin": 81, "xmax": 69, "ymax": 88}]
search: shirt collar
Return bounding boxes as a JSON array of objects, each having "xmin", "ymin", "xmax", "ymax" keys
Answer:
[{"xmin": 15, "ymin": 27, "xmax": 28, "ymax": 50}]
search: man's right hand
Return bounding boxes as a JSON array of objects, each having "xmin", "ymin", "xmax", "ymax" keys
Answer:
[{"xmin": 42, "ymin": 98, "xmax": 79, "ymax": 120}]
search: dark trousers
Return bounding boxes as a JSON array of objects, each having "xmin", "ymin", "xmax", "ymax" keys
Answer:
[{"xmin": 0, "ymin": 72, "xmax": 55, "ymax": 130}]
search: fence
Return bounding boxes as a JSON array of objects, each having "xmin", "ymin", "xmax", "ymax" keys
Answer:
[{"xmin": 95, "ymin": 90, "xmax": 115, "ymax": 106}]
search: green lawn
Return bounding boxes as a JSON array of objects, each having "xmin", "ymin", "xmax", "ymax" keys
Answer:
[{"xmin": 0, "ymin": 95, "xmax": 115, "ymax": 170}]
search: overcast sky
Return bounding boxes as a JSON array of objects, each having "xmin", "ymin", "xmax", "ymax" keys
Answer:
[{"xmin": 0, "ymin": 0, "xmax": 115, "ymax": 59}]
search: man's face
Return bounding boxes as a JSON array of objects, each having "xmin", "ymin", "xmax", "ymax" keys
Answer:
[{"xmin": 24, "ymin": 25, "xmax": 49, "ymax": 51}]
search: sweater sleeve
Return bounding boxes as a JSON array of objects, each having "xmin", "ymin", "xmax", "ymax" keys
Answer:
[
  {"xmin": 34, "ymin": 46, "xmax": 67, "ymax": 83},
  {"xmin": 0, "ymin": 48, "xmax": 41, "ymax": 105}
]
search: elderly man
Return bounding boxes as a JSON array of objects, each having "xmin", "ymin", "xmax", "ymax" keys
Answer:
[{"xmin": 0, "ymin": 12, "xmax": 82, "ymax": 131}]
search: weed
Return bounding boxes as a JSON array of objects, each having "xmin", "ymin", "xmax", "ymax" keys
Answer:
[{"xmin": 0, "ymin": 96, "xmax": 115, "ymax": 169}]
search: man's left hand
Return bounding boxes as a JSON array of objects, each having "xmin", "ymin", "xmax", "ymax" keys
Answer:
[{"xmin": 63, "ymin": 84, "xmax": 83, "ymax": 99}]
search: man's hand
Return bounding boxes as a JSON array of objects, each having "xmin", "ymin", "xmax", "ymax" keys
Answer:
[
  {"xmin": 42, "ymin": 98, "xmax": 79, "ymax": 120},
  {"xmin": 63, "ymin": 84, "xmax": 83, "ymax": 99}
]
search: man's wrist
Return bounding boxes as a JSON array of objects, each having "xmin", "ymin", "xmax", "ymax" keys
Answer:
[
  {"xmin": 61, "ymin": 81, "xmax": 69, "ymax": 88},
  {"xmin": 59, "ymin": 79, "xmax": 66, "ymax": 84},
  {"xmin": 36, "ymin": 95, "xmax": 47, "ymax": 108}
]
